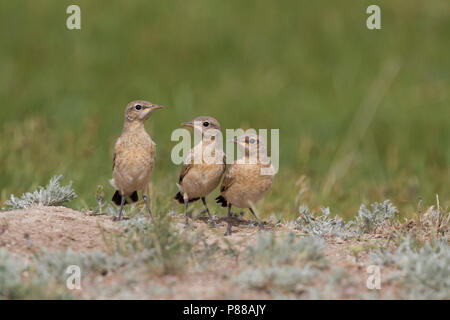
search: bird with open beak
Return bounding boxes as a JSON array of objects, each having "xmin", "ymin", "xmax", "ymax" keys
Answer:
[
  {"xmin": 216, "ymin": 133, "xmax": 275, "ymax": 235},
  {"xmin": 174, "ymin": 116, "xmax": 226, "ymax": 227},
  {"xmin": 111, "ymin": 100, "xmax": 164, "ymax": 221}
]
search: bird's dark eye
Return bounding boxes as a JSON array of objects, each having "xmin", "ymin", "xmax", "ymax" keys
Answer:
[
  {"xmin": 135, "ymin": 105, "xmax": 142, "ymax": 110},
  {"xmin": 249, "ymin": 138, "xmax": 256, "ymax": 144},
  {"xmin": 203, "ymin": 121, "xmax": 209, "ymax": 127}
]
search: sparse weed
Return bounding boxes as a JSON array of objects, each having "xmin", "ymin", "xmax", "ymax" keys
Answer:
[
  {"xmin": 104, "ymin": 214, "xmax": 219, "ymax": 275},
  {"xmin": 355, "ymin": 200, "xmax": 397, "ymax": 234},
  {"xmin": 243, "ymin": 232, "xmax": 327, "ymax": 268},
  {"xmin": 33, "ymin": 249, "xmax": 127, "ymax": 280},
  {"xmin": 371, "ymin": 236, "xmax": 450, "ymax": 299},
  {"xmin": 236, "ymin": 232, "xmax": 327, "ymax": 294},
  {"xmin": 306, "ymin": 267, "xmax": 357, "ymax": 299},
  {"xmin": 94, "ymin": 185, "xmax": 105, "ymax": 214},
  {"xmin": 0, "ymin": 247, "xmax": 131, "ymax": 299},
  {"xmin": 295, "ymin": 200, "xmax": 399, "ymax": 238},
  {"xmin": 295, "ymin": 205, "xmax": 356, "ymax": 239},
  {"xmin": 237, "ymin": 265, "xmax": 317, "ymax": 292},
  {"xmin": 420, "ymin": 195, "xmax": 449, "ymax": 238},
  {"xmin": 3, "ymin": 175, "xmax": 77, "ymax": 210},
  {"xmin": 0, "ymin": 248, "xmax": 73, "ymax": 299}
]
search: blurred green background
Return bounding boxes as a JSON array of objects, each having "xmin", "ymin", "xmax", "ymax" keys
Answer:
[{"xmin": 0, "ymin": 0, "xmax": 448, "ymax": 219}]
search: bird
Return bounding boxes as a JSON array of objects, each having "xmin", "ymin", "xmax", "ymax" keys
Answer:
[
  {"xmin": 174, "ymin": 116, "xmax": 226, "ymax": 227},
  {"xmin": 216, "ymin": 133, "xmax": 275, "ymax": 236},
  {"xmin": 110, "ymin": 100, "xmax": 164, "ymax": 221}
]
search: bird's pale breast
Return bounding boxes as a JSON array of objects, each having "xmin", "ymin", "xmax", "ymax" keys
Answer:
[
  {"xmin": 222, "ymin": 162, "xmax": 274, "ymax": 208},
  {"xmin": 181, "ymin": 145, "xmax": 225, "ymax": 199},
  {"xmin": 113, "ymin": 132, "xmax": 156, "ymax": 195}
]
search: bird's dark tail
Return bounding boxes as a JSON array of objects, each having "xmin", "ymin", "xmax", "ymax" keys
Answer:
[
  {"xmin": 215, "ymin": 195, "xmax": 228, "ymax": 207},
  {"xmin": 174, "ymin": 192, "xmax": 200, "ymax": 204},
  {"xmin": 112, "ymin": 190, "xmax": 139, "ymax": 206},
  {"xmin": 174, "ymin": 192, "xmax": 184, "ymax": 204}
]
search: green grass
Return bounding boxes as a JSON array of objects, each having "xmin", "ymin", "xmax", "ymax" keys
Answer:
[{"xmin": 0, "ymin": 1, "xmax": 449, "ymax": 219}]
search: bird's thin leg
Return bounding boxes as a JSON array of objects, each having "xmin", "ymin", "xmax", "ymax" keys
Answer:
[
  {"xmin": 249, "ymin": 207, "xmax": 265, "ymax": 230},
  {"xmin": 142, "ymin": 195, "xmax": 154, "ymax": 223},
  {"xmin": 224, "ymin": 203, "xmax": 233, "ymax": 236},
  {"xmin": 201, "ymin": 197, "xmax": 216, "ymax": 227},
  {"xmin": 117, "ymin": 194, "xmax": 126, "ymax": 221},
  {"xmin": 201, "ymin": 197, "xmax": 212, "ymax": 218},
  {"xmin": 184, "ymin": 193, "xmax": 190, "ymax": 227}
]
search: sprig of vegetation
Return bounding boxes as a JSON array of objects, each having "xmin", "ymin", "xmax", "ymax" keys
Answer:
[
  {"xmin": 295, "ymin": 205, "xmax": 356, "ymax": 239},
  {"xmin": 236, "ymin": 232, "xmax": 327, "ymax": 293},
  {"xmin": 0, "ymin": 248, "xmax": 74, "ymax": 299},
  {"xmin": 295, "ymin": 200, "xmax": 398, "ymax": 238},
  {"xmin": 3, "ymin": 175, "xmax": 77, "ymax": 210},
  {"xmin": 237, "ymin": 265, "xmax": 318, "ymax": 292},
  {"xmin": 306, "ymin": 267, "xmax": 359, "ymax": 299},
  {"xmin": 103, "ymin": 214, "xmax": 220, "ymax": 275},
  {"xmin": 371, "ymin": 236, "xmax": 450, "ymax": 299},
  {"xmin": 355, "ymin": 200, "xmax": 397, "ymax": 234},
  {"xmin": 33, "ymin": 249, "xmax": 127, "ymax": 280},
  {"xmin": 0, "ymin": 247, "xmax": 130, "ymax": 299},
  {"xmin": 243, "ymin": 232, "xmax": 327, "ymax": 267}
]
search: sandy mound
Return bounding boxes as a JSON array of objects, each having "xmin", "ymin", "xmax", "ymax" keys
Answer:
[
  {"xmin": 0, "ymin": 206, "xmax": 269, "ymax": 256},
  {"xmin": 0, "ymin": 206, "xmax": 117, "ymax": 254}
]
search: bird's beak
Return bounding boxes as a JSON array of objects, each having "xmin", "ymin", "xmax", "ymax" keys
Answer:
[
  {"xmin": 148, "ymin": 104, "xmax": 164, "ymax": 110},
  {"xmin": 182, "ymin": 121, "xmax": 194, "ymax": 127},
  {"xmin": 141, "ymin": 104, "xmax": 163, "ymax": 120}
]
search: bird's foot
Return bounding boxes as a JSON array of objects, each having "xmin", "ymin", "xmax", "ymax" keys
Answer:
[
  {"xmin": 113, "ymin": 216, "xmax": 129, "ymax": 222},
  {"xmin": 207, "ymin": 218, "xmax": 217, "ymax": 228},
  {"xmin": 257, "ymin": 223, "xmax": 267, "ymax": 231}
]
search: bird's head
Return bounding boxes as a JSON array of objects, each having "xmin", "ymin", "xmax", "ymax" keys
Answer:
[
  {"xmin": 232, "ymin": 134, "xmax": 267, "ymax": 157},
  {"xmin": 182, "ymin": 116, "xmax": 221, "ymax": 139},
  {"xmin": 125, "ymin": 100, "xmax": 164, "ymax": 122}
]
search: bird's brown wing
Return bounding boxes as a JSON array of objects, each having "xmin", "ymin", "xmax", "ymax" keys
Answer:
[
  {"xmin": 112, "ymin": 137, "xmax": 123, "ymax": 171},
  {"xmin": 179, "ymin": 163, "xmax": 192, "ymax": 183},
  {"xmin": 150, "ymin": 141, "xmax": 156, "ymax": 157},
  {"xmin": 220, "ymin": 167, "xmax": 235, "ymax": 193}
]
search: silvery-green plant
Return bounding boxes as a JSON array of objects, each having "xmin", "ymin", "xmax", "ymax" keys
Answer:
[
  {"xmin": 3, "ymin": 175, "xmax": 77, "ymax": 210},
  {"xmin": 0, "ymin": 248, "xmax": 72, "ymax": 299},
  {"xmin": 104, "ymin": 214, "xmax": 219, "ymax": 275},
  {"xmin": 0, "ymin": 247, "xmax": 133, "ymax": 299},
  {"xmin": 0, "ymin": 248, "xmax": 27, "ymax": 299},
  {"xmin": 295, "ymin": 205, "xmax": 355, "ymax": 239},
  {"xmin": 34, "ymin": 249, "xmax": 127, "ymax": 281},
  {"xmin": 371, "ymin": 236, "xmax": 450, "ymax": 299},
  {"xmin": 236, "ymin": 233, "xmax": 327, "ymax": 293},
  {"xmin": 237, "ymin": 265, "xmax": 317, "ymax": 291},
  {"xmin": 306, "ymin": 267, "xmax": 355, "ymax": 299},
  {"xmin": 243, "ymin": 232, "xmax": 327, "ymax": 267},
  {"xmin": 355, "ymin": 200, "xmax": 397, "ymax": 234}
]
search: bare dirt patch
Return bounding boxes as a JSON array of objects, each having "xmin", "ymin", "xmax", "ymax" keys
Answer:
[{"xmin": 0, "ymin": 206, "xmax": 118, "ymax": 255}]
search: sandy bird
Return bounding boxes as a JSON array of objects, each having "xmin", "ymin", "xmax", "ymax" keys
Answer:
[
  {"xmin": 174, "ymin": 116, "xmax": 226, "ymax": 226},
  {"xmin": 216, "ymin": 133, "xmax": 275, "ymax": 235},
  {"xmin": 111, "ymin": 100, "xmax": 164, "ymax": 221}
]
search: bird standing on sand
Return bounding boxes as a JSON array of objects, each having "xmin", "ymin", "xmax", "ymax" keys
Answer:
[
  {"xmin": 216, "ymin": 134, "xmax": 275, "ymax": 235},
  {"xmin": 174, "ymin": 116, "xmax": 226, "ymax": 227},
  {"xmin": 111, "ymin": 100, "xmax": 164, "ymax": 221}
]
